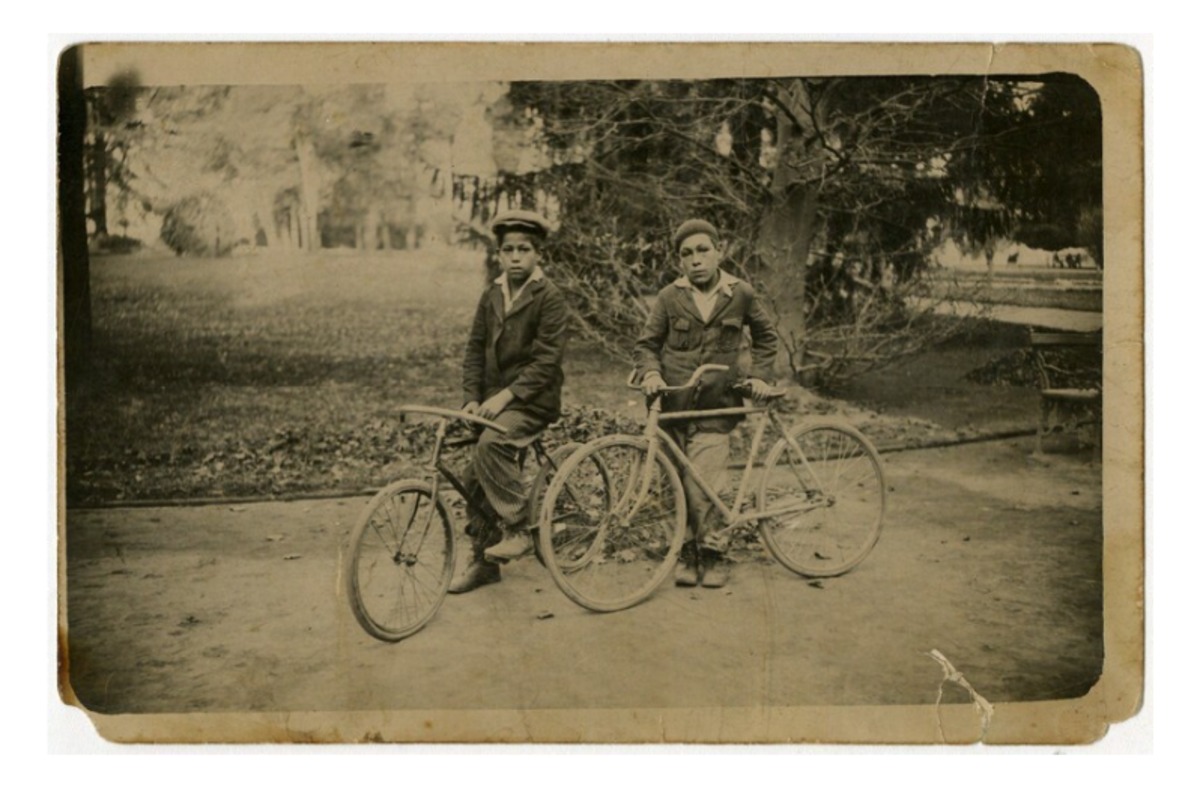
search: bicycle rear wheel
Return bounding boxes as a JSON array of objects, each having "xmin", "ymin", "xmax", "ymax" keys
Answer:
[
  {"xmin": 344, "ymin": 479, "xmax": 455, "ymax": 642},
  {"xmin": 538, "ymin": 435, "xmax": 687, "ymax": 612},
  {"xmin": 758, "ymin": 422, "xmax": 885, "ymax": 577}
]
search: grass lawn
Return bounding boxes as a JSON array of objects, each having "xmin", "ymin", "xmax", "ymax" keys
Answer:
[
  {"xmin": 65, "ymin": 249, "xmax": 1043, "ymax": 504},
  {"xmin": 829, "ymin": 323, "xmax": 1041, "ymax": 434},
  {"xmin": 66, "ymin": 249, "xmax": 639, "ymax": 503}
]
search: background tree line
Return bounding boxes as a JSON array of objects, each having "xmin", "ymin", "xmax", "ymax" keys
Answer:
[{"xmin": 78, "ymin": 72, "xmax": 1101, "ymax": 386}]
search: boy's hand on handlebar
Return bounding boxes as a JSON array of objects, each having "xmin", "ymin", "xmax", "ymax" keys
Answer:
[
  {"xmin": 641, "ymin": 372, "xmax": 668, "ymax": 397},
  {"xmin": 477, "ymin": 389, "xmax": 514, "ymax": 420},
  {"xmin": 744, "ymin": 378, "xmax": 775, "ymax": 402}
]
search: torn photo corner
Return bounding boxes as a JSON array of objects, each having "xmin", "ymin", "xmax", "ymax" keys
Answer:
[{"xmin": 56, "ymin": 40, "xmax": 1144, "ymax": 746}]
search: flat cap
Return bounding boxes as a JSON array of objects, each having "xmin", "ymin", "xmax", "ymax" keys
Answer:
[
  {"xmin": 490, "ymin": 209, "xmax": 554, "ymax": 239},
  {"xmin": 672, "ymin": 218, "xmax": 720, "ymax": 251}
]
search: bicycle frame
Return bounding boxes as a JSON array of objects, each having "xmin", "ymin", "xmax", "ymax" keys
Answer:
[
  {"xmin": 347, "ymin": 403, "xmax": 577, "ymax": 640},
  {"xmin": 397, "ymin": 404, "xmax": 553, "ymax": 536},
  {"xmin": 621, "ymin": 397, "xmax": 831, "ymax": 533}
]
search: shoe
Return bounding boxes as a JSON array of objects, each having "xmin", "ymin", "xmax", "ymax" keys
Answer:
[
  {"xmin": 674, "ymin": 559, "xmax": 700, "ymax": 587},
  {"xmin": 448, "ymin": 559, "xmax": 501, "ymax": 593},
  {"xmin": 674, "ymin": 542, "xmax": 700, "ymax": 587},
  {"xmin": 483, "ymin": 532, "xmax": 535, "ymax": 564},
  {"xmin": 700, "ymin": 552, "xmax": 730, "ymax": 589}
]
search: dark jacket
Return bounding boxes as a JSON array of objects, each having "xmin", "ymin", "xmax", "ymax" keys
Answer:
[
  {"xmin": 462, "ymin": 274, "xmax": 568, "ymax": 422},
  {"xmin": 633, "ymin": 272, "xmax": 779, "ymax": 431}
]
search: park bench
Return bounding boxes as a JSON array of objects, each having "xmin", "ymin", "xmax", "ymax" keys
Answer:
[{"xmin": 1029, "ymin": 328, "xmax": 1102, "ymax": 456}]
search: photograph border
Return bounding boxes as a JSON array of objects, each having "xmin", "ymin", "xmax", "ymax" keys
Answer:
[{"xmin": 56, "ymin": 40, "xmax": 1145, "ymax": 745}]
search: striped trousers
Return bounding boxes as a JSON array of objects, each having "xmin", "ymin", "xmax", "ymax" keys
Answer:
[{"xmin": 462, "ymin": 407, "xmax": 547, "ymax": 550}]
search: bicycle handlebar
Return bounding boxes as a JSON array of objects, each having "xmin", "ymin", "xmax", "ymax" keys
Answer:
[
  {"xmin": 625, "ymin": 364, "xmax": 730, "ymax": 392},
  {"xmin": 396, "ymin": 404, "xmax": 510, "ymax": 434},
  {"xmin": 625, "ymin": 364, "xmax": 789, "ymax": 401}
]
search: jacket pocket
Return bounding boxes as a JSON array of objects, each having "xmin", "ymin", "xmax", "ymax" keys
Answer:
[
  {"xmin": 718, "ymin": 317, "xmax": 744, "ymax": 351},
  {"xmin": 668, "ymin": 317, "xmax": 694, "ymax": 350}
]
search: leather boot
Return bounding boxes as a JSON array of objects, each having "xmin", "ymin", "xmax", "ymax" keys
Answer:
[
  {"xmin": 451, "ymin": 520, "xmax": 502, "ymax": 593},
  {"xmin": 448, "ymin": 558, "xmax": 501, "ymax": 593},
  {"xmin": 674, "ymin": 543, "xmax": 700, "ymax": 587},
  {"xmin": 700, "ymin": 549, "xmax": 730, "ymax": 588}
]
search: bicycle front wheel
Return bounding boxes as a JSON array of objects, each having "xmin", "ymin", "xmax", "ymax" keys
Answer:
[
  {"xmin": 538, "ymin": 435, "xmax": 687, "ymax": 612},
  {"xmin": 758, "ymin": 422, "xmax": 885, "ymax": 577},
  {"xmin": 344, "ymin": 479, "xmax": 455, "ymax": 642},
  {"xmin": 528, "ymin": 442, "xmax": 613, "ymax": 570}
]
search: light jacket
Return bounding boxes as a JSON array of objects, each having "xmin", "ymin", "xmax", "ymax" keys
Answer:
[{"xmin": 633, "ymin": 271, "xmax": 779, "ymax": 431}]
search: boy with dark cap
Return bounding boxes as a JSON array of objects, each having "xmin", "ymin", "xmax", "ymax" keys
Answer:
[
  {"xmin": 634, "ymin": 219, "xmax": 780, "ymax": 588},
  {"xmin": 450, "ymin": 209, "xmax": 569, "ymax": 593}
]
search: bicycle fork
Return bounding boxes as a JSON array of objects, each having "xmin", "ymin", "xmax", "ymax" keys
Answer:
[
  {"xmin": 611, "ymin": 401, "xmax": 667, "ymax": 525},
  {"xmin": 391, "ymin": 420, "xmax": 449, "ymax": 566}
]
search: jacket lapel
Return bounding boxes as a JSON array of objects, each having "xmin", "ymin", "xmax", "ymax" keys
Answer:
[
  {"xmin": 672, "ymin": 282, "xmax": 706, "ymax": 324},
  {"xmin": 487, "ymin": 284, "xmax": 506, "ymax": 343},
  {"xmin": 708, "ymin": 289, "xmax": 735, "ymax": 324},
  {"xmin": 505, "ymin": 280, "xmax": 544, "ymax": 320}
]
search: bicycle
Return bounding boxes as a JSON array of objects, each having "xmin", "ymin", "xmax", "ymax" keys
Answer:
[
  {"xmin": 536, "ymin": 364, "xmax": 887, "ymax": 612},
  {"xmin": 342, "ymin": 405, "xmax": 604, "ymax": 642}
]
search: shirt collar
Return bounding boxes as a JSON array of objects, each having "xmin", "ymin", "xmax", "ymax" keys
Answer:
[{"xmin": 673, "ymin": 269, "xmax": 739, "ymax": 297}]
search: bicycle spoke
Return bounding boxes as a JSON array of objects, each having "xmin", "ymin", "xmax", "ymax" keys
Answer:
[
  {"xmin": 538, "ymin": 438, "xmax": 687, "ymax": 611},
  {"xmin": 759, "ymin": 425, "xmax": 884, "ymax": 578},
  {"xmin": 831, "ymin": 433, "xmax": 857, "ymax": 487},
  {"xmin": 389, "ymin": 491, "xmax": 431, "ymax": 556},
  {"xmin": 345, "ymin": 483, "xmax": 455, "ymax": 642},
  {"xmin": 367, "ymin": 517, "xmax": 398, "ymax": 554},
  {"xmin": 411, "ymin": 559, "xmax": 446, "ymax": 590}
]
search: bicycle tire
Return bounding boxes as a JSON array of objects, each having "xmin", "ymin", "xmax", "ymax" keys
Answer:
[
  {"xmin": 758, "ymin": 421, "xmax": 885, "ymax": 578},
  {"xmin": 538, "ymin": 435, "xmax": 687, "ymax": 612},
  {"xmin": 528, "ymin": 442, "xmax": 613, "ymax": 570},
  {"xmin": 344, "ymin": 479, "xmax": 455, "ymax": 642}
]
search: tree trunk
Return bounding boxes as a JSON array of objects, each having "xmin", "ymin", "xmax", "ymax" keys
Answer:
[
  {"xmin": 295, "ymin": 134, "xmax": 321, "ymax": 252},
  {"xmin": 756, "ymin": 183, "xmax": 820, "ymax": 379},
  {"xmin": 363, "ymin": 206, "xmax": 381, "ymax": 251},
  {"xmin": 284, "ymin": 209, "xmax": 295, "ymax": 249},
  {"xmin": 86, "ymin": 130, "xmax": 108, "ymax": 238},
  {"xmin": 755, "ymin": 83, "xmax": 823, "ymax": 381},
  {"xmin": 256, "ymin": 194, "xmax": 279, "ymax": 248},
  {"xmin": 59, "ymin": 46, "xmax": 92, "ymax": 393}
]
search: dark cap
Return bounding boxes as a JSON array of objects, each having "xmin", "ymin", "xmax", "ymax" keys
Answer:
[
  {"xmin": 672, "ymin": 219, "xmax": 720, "ymax": 251},
  {"xmin": 490, "ymin": 209, "xmax": 554, "ymax": 240}
]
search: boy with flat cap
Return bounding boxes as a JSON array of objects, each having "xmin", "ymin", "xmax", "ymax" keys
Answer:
[
  {"xmin": 634, "ymin": 219, "xmax": 779, "ymax": 588},
  {"xmin": 451, "ymin": 209, "xmax": 569, "ymax": 593}
]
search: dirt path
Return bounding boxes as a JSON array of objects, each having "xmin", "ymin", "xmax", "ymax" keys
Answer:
[{"xmin": 63, "ymin": 437, "xmax": 1102, "ymax": 716}]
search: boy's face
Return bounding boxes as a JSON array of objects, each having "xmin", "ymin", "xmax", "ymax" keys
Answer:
[
  {"xmin": 498, "ymin": 231, "xmax": 541, "ymax": 285},
  {"xmin": 678, "ymin": 233, "xmax": 722, "ymax": 289}
]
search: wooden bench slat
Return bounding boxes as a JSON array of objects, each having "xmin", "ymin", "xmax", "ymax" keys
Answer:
[
  {"xmin": 1042, "ymin": 388, "xmax": 1100, "ymax": 402},
  {"xmin": 1028, "ymin": 327, "xmax": 1102, "ymax": 456},
  {"xmin": 1029, "ymin": 331, "xmax": 1102, "ymax": 347}
]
